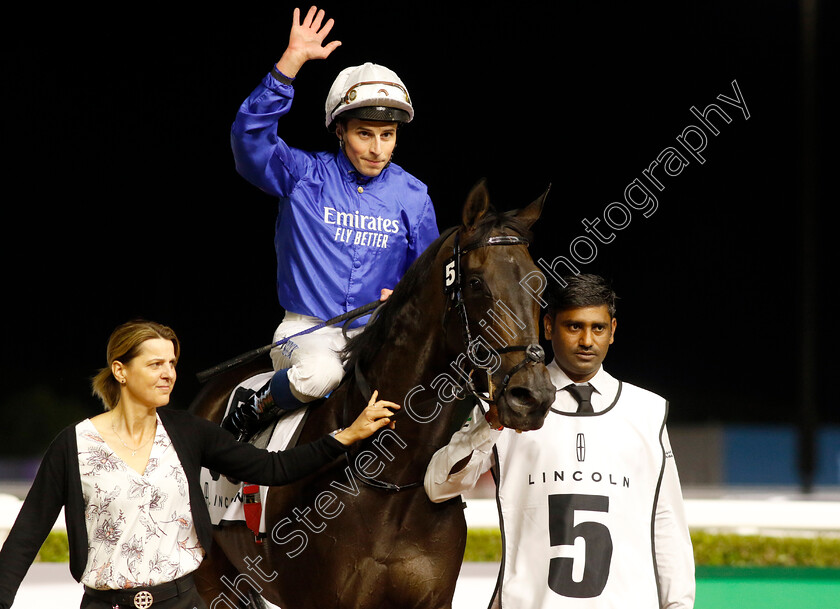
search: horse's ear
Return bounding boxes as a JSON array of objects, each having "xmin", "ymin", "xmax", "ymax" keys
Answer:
[
  {"xmin": 462, "ymin": 179, "xmax": 491, "ymax": 231},
  {"xmin": 516, "ymin": 183, "xmax": 551, "ymax": 229}
]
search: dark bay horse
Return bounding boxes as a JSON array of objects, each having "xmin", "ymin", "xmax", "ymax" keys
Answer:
[{"xmin": 191, "ymin": 181, "xmax": 555, "ymax": 608}]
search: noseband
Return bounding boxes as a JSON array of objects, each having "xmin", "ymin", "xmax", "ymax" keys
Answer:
[{"xmin": 443, "ymin": 229, "xmax": 546, "ymax": 403}]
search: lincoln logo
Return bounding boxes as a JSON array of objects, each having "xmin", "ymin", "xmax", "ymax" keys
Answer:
[{"xmin": 576, "ymin": 433, "xmax": 586, "ymax": 462}]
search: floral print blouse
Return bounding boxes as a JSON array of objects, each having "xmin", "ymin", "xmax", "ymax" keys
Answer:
[{"xmin": 76, "ymin": 416, "xmax": 205, "ymax": 589}]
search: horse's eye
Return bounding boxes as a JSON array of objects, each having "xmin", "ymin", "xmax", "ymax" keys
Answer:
[{"xmin": 468, "ymin": 276, "xmax": 483, "ymax": 290}]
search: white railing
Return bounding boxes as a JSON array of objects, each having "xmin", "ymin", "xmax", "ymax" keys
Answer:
[
  {"xmin": 462, "ymin": 494, "xmax": 840, "ymax": 537},
  {"xmin": 3, "ymin": 491, "xmax": 840, "ymax": 550}
]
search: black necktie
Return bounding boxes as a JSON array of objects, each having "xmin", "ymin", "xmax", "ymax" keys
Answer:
[{"xmin": 566, "ymin": 384, "xmax": 594, "ymax": 413}]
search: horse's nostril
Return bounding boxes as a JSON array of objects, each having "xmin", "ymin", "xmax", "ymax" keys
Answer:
[{"xmin": 508, "ymin": 386, "xmax": 534, "ymax": 404}]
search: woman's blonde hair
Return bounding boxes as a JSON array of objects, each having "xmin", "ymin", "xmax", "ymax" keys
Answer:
[{"xmin": 91, "ymin": 320, "xmax": 180, "ymax": 411}]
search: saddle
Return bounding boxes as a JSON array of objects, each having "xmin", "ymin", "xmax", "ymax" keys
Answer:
[{"xmin": 200, "ymin": 372, "xmax": 311, "ymax": 542}]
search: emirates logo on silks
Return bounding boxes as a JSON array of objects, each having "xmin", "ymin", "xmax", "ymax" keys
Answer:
[{"xmin": 576, "ymin": 433, "xmax": 586, "ymax": 462}]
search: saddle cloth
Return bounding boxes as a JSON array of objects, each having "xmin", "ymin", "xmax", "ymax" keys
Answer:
[{"xmin": 200, "ymin": 371, "xmax": 308, "ymax": 533}]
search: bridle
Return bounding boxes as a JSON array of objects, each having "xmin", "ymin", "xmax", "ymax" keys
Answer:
[
  {"xmin": 443, "ymin": 228, "xmax": 546, "ymax": 404},
  {"xmin": 346, "ymin": 225, "xmax": 545, "ymax": 492}
]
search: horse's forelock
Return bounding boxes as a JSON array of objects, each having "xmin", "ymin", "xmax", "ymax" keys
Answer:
[{"xmin": 461, "ymin": 205, "xmax": 534, "ymax": 250}]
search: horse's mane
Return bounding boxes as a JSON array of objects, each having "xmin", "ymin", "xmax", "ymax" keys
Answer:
[{"xmin": 342, "ymin": 204, "xmax": 533, "ymax": 372}]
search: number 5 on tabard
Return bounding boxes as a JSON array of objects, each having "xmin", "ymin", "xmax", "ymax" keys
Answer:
[{"xmin": 547, "ymin": 494, "xmax": 613, "ymax": 598}]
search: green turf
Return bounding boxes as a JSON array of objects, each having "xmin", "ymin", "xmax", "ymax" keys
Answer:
[{"xmin": 695, "ymin": 566, "xmax": 840, "ymax": 608}]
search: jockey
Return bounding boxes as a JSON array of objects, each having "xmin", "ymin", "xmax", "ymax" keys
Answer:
[{"xmin": 223, "ymin": 6, "xmax": 439, "ymax": 441}]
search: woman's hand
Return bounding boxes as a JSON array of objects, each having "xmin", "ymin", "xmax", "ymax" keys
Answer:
[
  {"xmin": 333, "ymin": 390, "xmax": 400, "ymax": 446},
  {"xmin": 276, "ymin": 6, "xmax": 342, "ymax": 78}
]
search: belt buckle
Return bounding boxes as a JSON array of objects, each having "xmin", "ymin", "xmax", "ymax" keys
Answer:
[{"xmin": 133, "ymin": 590, "xmax": 154, "ymax": 608}]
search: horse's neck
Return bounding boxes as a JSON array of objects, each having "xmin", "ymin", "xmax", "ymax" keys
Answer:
[{"xmin": 361, "ymin": 293, "xmax": 461, "ymax": 460}]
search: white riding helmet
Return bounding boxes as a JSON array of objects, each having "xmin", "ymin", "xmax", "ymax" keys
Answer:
[{"xmin": 324, "ymin": 62, "xmax": 414, "ymax": 130}]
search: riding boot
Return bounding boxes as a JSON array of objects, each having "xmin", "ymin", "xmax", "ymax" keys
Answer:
[{"xmin": 221, "ymin": 369, "xmax": 305, "ymax": 442}]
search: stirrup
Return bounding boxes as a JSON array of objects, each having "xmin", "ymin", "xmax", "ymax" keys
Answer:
[{"xmin": 221, "ymin": 382, "xmax": 278, "ymax": 442}]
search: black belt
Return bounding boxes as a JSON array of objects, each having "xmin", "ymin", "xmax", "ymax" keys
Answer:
[{"xmin": 83, "ymin": 573, "xmax": 195, "ymax": 608}]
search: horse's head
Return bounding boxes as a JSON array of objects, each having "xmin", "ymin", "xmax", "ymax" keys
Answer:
[{"xmin": 442, "ymin": 180, "xmax": 555, "ymax": 431}]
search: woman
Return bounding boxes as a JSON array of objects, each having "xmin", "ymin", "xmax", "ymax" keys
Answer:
[
  {"xmin": 0, "ymin": 319, "xmax": 398, "ymax": 608},
  {"xmin": 224, "ymin": 6, "xmax": 439, "ymax": 441}
]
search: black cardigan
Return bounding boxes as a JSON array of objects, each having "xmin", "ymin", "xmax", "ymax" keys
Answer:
[{"xmin": 0, "ymin": 407, "xmax": 345, "ymax": 608}]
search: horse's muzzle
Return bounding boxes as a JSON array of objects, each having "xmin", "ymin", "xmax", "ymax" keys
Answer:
[{"xmin": 494, "ymin": 364, "xmax": 555, "ymax": 431}]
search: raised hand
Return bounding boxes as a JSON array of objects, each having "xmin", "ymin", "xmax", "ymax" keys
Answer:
[
  {"xmin": 333, "ymin": 390, "xmax": 400, "ymax": 445},
  {"xmin": 276, "ymin": 6, "xmax": 342, "ymax": 78}
]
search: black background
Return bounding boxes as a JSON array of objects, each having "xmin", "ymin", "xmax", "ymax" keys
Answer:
[{"xmin": 1, "ymin": 2, "xmax": 834, "ymax": 456}]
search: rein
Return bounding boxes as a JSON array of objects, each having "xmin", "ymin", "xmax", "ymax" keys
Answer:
[
  {"xmin": 347, "ymin": 226, "xmax": 545, "ymax": 492},
  {"xmin": 196, "ymin": 301, "xmax": 381, "ymax": 383}
]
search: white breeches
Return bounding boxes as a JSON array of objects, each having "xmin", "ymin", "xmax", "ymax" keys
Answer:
[{"xmin": 270, "ymin": 312, "xmax": 363, "ymax": 403}]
